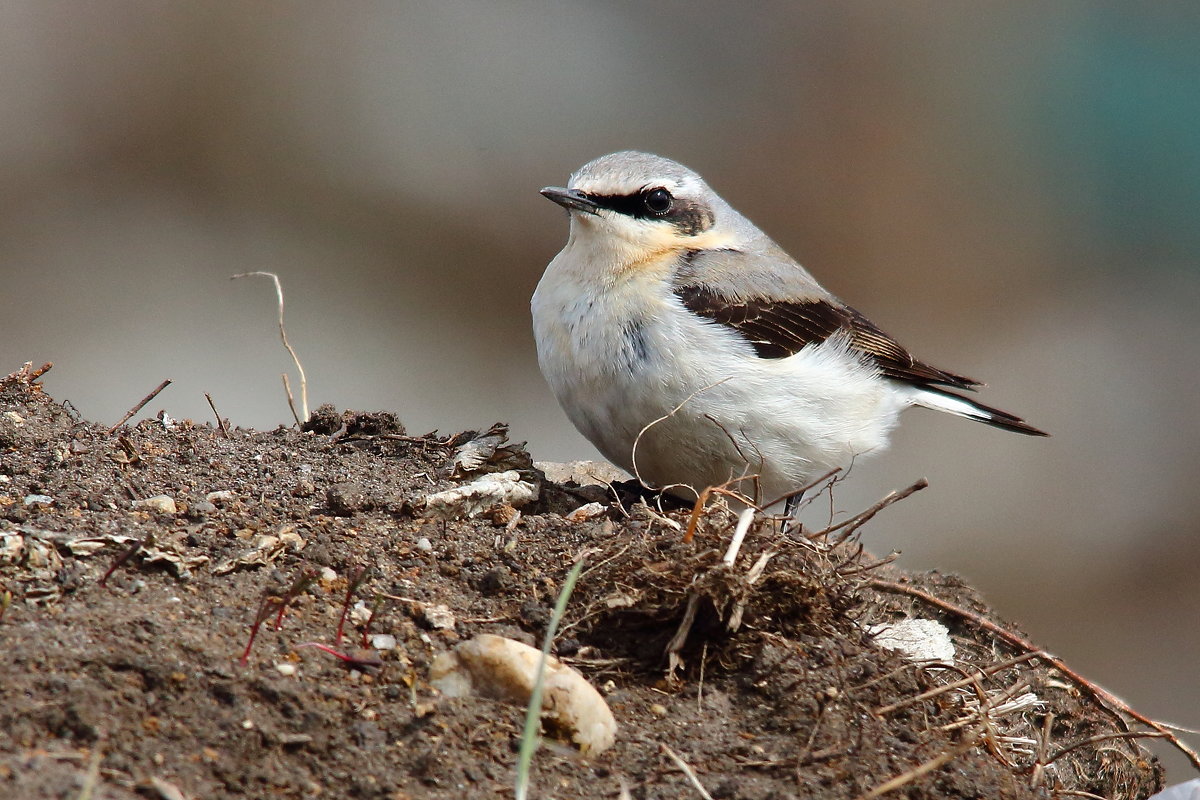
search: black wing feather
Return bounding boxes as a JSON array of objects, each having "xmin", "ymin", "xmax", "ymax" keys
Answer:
[{"xmin": 674, "ymin": 285, "xmax": 980, "ymax": 390}]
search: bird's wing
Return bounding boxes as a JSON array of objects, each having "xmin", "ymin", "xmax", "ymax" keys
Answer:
[{"xmin": 673, "ymin": 282, "xmax": 981, "ymax": 391}]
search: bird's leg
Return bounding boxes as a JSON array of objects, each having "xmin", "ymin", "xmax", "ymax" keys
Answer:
[{"xmin": 781, "ymin": 492, "xmax": 805, "ymax": 534}]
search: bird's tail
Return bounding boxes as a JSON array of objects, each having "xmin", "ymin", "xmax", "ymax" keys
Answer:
[{"xmin": 911, "ymin": 388, "xmax": 1048, "ymax": 437}]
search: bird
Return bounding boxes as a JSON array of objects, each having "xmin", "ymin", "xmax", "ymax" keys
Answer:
[{"xmin": 531, "ymin": 151, "xmax": 1046, "ymax": 508}]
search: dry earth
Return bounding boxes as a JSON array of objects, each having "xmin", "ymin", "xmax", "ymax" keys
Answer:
[{"xmin": 0, "ymin": 363, "xmax": 1170, "ymax": 799}]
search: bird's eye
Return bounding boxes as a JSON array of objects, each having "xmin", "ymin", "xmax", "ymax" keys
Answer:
[{"xmin": 642, "ymin": 188, "xmax": 673, "ymax": 216}]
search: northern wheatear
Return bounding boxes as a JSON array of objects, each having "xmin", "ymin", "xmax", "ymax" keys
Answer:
[{"xmin": 531, "ymin": 151, "xmax": 1046, "ymax": 506}]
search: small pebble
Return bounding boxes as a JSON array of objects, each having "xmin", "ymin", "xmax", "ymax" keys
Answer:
[
  {"xmin": 422, "ymin": 604, "xmax": 456, "ymax": 631},
  {"xmin": 320, "ymin": 567, "xmax": 338, "ymax": 583},
  {"xmin": 564, "ymin": 502, "xmax": 606, "ymax": 523},
  {"xmin": 191, "ymin": 501, "xmax": 216, "ymax": 514},
  {"xmin": 275, "ymin": 663, "xmax": 297, "ymax": 676},
  {"xmin": 349, "ymin": 600, "xmax": 373, "ymax": 625},
  {"xmin": 371, "ymin": 634, "xmax": 397, "ymax": 651},
  {"xmin": 649, "ymin": 703, "xmax": 668, "ymax": 718},
  {"xmin": 416, "ymin": 537, "xmax": 433, "ymax": 552},
  {"xmin": 205, "ymin": 490, "xmax": 236, "ymax": 504},
  {"xmin": 134, "ymin": 495, "xmax": 178, "ymax": 514},
  {"xmin": 23, "ymin": 494, "xmax": 53, "ymax": 507}
]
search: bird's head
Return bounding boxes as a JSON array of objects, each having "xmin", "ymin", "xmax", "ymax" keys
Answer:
[{"xmin": 541, "ymin": 151, "xmax": 740, "ymax": 268}]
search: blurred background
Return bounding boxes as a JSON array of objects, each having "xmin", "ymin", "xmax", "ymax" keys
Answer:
[{"xmin": 1, "ymin": 1, "xmax": 1197, "ymax": 776}]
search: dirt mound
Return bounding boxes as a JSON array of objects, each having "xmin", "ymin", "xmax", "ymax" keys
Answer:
[{"xmin": 0, "ymin": 363, "xmax": 1168, "ymax": 798}]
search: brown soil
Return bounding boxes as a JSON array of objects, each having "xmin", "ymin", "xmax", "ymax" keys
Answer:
[{"xmin": 0, "ymin": 364, "xmax": 1167, "ymax": 799}]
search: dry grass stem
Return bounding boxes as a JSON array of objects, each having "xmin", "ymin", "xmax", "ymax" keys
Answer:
[
  {"xmin": 231, "ymin": 271, "xmax": 309, "ymax": 421},
  {"xmin": 660, "ymin": 744, "xmax": 715, "ymax": 800},
  {"xmin": 1048, "ymin": 730, "xmax": 1171, "ymax": 764},
  {"xmin": 629, "ymin": 377, "xmax": 730, "ymax": 495},
  {"xmin": 75, "ymin": 743, "xmax": 104, "ymax": 800},
  {"xmin": 1030, "ymin": 712, "xmax": 1056, "ymax": 788},
  {"xmin": 722, "ymin": 508, "xmax": 757, "ymax": 566},
  {"xmin": 874, "ymin": 652, "xmax": 1041, "ymax": 715},
  {"xmin": 941, "ymin": 679, "xmax": 1036, "ymax": 732},
  {"xmin": 683, "ymin": 478, "xmax": 759, "ymax": 543},
  {"xmin": 282, "ymin": 373, "xmax": 302, "ymax": 426},
  {"xmin": 851, "ymin": 736, "xmax": 980, "ymax": 800}
]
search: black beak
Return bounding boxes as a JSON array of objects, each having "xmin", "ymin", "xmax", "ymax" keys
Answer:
[{"xmin": 540, "ymin": 186, "xmax": 601, "ymax": 215}]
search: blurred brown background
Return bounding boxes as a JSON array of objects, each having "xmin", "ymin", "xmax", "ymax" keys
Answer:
[{"xmin": 2, "ymin": 1, "xmax": 1197, "ymax": 776}]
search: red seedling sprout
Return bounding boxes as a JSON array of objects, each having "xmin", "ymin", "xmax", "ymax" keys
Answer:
[
  {"xmin": 297, "ymin": 642, "xmax": 384, "ymax": 671},
  {"xmin": 272, "ymin": 568, "xmax": 319, "ymax": 631},
  {"xmin": 238, "ymin": 567, "xmax": 318, "ymax": 666},
  {"xmin": 99, "ymin": 535, "xmax": 149, "ymax": 588},
  {"xmin": 239, "ymin": 592, "xmax": 283, "ymax": 666},
  {"xmin": 360, "ymin": 593, "xmax": 387, "ymax": 648},
  {"xmin": 335, "ymin": 565, "xmax": 371, "ymax": 645}
]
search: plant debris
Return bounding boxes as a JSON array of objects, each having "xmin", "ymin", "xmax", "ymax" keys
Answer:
[{"xmin": 0, "ymin": 369, "xmax": 1182, "ymax": 799}]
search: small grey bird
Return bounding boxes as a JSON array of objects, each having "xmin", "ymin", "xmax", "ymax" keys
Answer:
[{"xmin": 532, "ymin": 151, "xmax": 1046, "ymax": 506}]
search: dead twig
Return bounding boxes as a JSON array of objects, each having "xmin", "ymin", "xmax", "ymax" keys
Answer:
[
  {"xmin": 1046, "ymin": 729, "xmax": 1170, "ymax": 765},
  {"xmin": 660, "ymin": 744, "xmax": 715, "ymax": 800},
  {"xmin": 106, "ymin": 379, "xmax": 172, "ymax": 434},
  {"xmin": 869, "ymin": 578, "xmax": 1200, "ymax": 771},
  {"xmin": 27, "ymin": 361, "xmax": 53, "ymax": 381},
  {"xmin": 666, "ymin": 592, "xmax": 703, "ymax": 680},
  {"xmin": 873, "ymin": 652, "xmax": 1041, "ymax": 715},
  {"xmin": 231, "ymin": 271, "xmax": 308, "ymax": 421},
  {"xmin": 836, "ymin": 551, "xmax": 898, "ymax": 577},
  {"xmin": 762, "ymin": 467, "xmax": 842, "ymax": 512},
  {"xmin": 2, "ymin": 360, "xmax": 53, "ymax": 385},
  {"xmin": 810, "ymin": 479, "xmax": 928, "ymax": 544},
  {"xmin": 851, "ymin": 734, "xmax": 981, "ymax": 800},
  {"xmin": 204, "ymin": 393, "xmax": 230, "ymax": 438}
]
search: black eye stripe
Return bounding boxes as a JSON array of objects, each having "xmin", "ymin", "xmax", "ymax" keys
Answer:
[
  {"xmin": 584, "ymin": 187, "xmax": 672, "ymax": 219},
  {"xmin": 584, "ymin": 192, "xmax": 653, "ymax": 218},
  {"xmin": 581, "ymin": 189, "xmax": 715, "ymax": 235}
]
